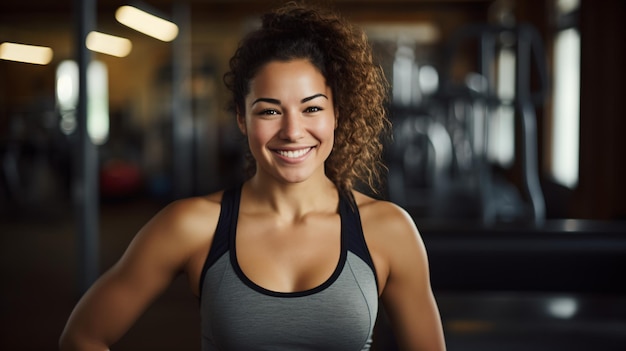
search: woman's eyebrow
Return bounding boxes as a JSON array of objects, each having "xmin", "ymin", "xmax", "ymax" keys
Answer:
[
  {"xmin": 301, "ymin": 93, "xmax": 328, "ymax": 103},
  {"xmin": 251, "ymin": 93, "xmax": 328, "ymax": 106},
  {"xmin": 251, "ymin": 97, "xmax": 281, "ymax": 106}
]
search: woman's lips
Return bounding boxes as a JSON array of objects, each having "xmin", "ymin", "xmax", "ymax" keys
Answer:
[{"xmin": 274, "ymin": 147, "xmax": 314, "ymax": 159}]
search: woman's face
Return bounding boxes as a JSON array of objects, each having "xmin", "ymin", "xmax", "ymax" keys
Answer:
[{"xmin": 238, "ymin": 59, "xmax": 336, "ymax": 185}]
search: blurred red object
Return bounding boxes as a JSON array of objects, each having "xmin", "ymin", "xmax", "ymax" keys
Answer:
[{"xmin": 99, "ymin": 159, "xmax": 143, "ymax": 198}]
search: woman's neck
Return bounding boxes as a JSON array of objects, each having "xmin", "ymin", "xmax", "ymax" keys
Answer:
[{"xmin": 243, "ymin": 174, "xmax": 338, "ymax": 220}]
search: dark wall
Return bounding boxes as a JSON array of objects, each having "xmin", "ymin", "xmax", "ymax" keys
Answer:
[
  {"xmin": 573, "ymin": 0, "xmax": 626, "ymax": 220},
  {"xmin": 515, "ymin": 0, "xmax": 626, "ymax": 220}
]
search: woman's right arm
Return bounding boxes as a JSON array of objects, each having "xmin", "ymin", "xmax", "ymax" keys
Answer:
[{"xmin": 59, "ymin": 197, "xmax": 219, "ymax": 351}]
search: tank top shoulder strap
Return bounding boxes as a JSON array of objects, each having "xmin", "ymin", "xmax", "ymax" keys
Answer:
[
  {"xmin": 339, "ymin": 191, "xmax": 378, "ymax": 288},
  {"xmin": 199, "ymin": 183, "xmax": 242, "ymax": 294}
]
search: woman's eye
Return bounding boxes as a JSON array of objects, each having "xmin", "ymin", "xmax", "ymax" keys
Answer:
[
  {"xmin": 305, "ymin": 106, "xmax": 322, "ymax": 113},
  {"xmin": 259, "ymin": 109, "xmax": 279, "ymax": 115}
]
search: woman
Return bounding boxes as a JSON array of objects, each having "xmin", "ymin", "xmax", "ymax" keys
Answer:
[{"xmin": 60, "ymin": 2, "xmax": 446, "ymax": 350}]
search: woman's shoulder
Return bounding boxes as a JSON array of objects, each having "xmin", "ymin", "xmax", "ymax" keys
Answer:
[
  {"xmin": 352, "ymin": 191, "xmax": 415, "ymax": 228},
  {"xmin": 163, "ymin": 190, "xmax": 224, "ymax": 219},
  {"xmin": 351, "ymin": 191, "xmax": 427, "ymax": 291},
  {"xmin": 352, "ymin": 190, "xmax": 422, "ymax": 246},
  {"xmin": 139, "ymin": 190, "xmax": 225, "ymax": 244}
]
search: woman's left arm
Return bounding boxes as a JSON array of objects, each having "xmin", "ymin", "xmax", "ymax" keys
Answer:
[{"xmin": 368, "ymin": 202, "xmax": 446, "ymax": 351}]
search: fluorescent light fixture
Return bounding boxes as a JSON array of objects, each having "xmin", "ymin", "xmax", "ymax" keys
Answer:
[
  {"xmin": 0, "ymin": 42, "xmax": 53, "ymax": 65},
  {"xmin": 115, "ymin": 5, "xmax": 179, "ymax": 42},
  {"xmin": 88, "ymin": 60, "xmax": 110, "ymax": 145},
  {"xmin": 55, "ymin": 59, "xmax": 110, "ymax": 144},
  {"xmin": 364, "ymin": 23, "xmax": 440, "ymax": 44},
  {"xmin": 86, "ymin": 31, "xmax": 132, "ymax": 57},
  {"xmin": 551, "ymin": 28, "xmax": 580, "ymax": 188},
  {"xmin": 56, "ymin": 60, "xmax": 79, "ymax": 111},
  {"xmin": 56, "ymin": 60, "xmax": 79, "ymax": 135},
  {"xmin": 547, "ymin": 297, "xmax": 578, "ymax": 319}
]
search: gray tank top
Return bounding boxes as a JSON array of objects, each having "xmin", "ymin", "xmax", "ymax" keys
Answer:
[{"xmin": 199, "ymin": 185, "xmax": 379, "ymax": 351}]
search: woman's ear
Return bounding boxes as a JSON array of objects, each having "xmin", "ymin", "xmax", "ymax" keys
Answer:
[{"xmin": 237, "ymin": 111, "xmax": 247, "ymax": 135}]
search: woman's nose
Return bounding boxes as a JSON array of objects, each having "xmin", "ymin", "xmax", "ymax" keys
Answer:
[{"xmin": 279, "ymin": 112, "xmax": 303, "ymax": 140}]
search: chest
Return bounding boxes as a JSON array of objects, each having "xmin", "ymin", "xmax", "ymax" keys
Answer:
[
  {"xmin": 235, "ymin": 214, "xmax": 341, "ymax": 293},
  {"xmin": 200, "ymin": 253, "xmax": 378, "ymax": 351}
]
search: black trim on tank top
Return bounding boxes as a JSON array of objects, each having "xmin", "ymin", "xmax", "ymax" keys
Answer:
[
  {"xmin": 229, "ymin": 183, "xmax": 347, "ymax": 298},
  {"xmin": 341, "ymin": 191, "xmax": 380, "ymax": 292},
  {"xmin": 198, "ymin": 187, "xmax": 235, "ymax": 299},
  {"xmin": 199, "ymin": 183, "xmax": 379, "ymax": 298}
]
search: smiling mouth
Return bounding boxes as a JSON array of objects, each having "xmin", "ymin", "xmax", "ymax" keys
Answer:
[{"xmin": 275, "ymin": 147, "xmax": 313, "ymax": 159}]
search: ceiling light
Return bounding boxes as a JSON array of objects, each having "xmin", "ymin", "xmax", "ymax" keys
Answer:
[
  {"xmin": 364, "ymin": 23, "xmax": 440, "ymax": 44},
  {"xmin": 115, "ymin": 5, "xmax": 179, "ymax": 42},
  {"xmin": 0, "ymin": 42, "xmax": 53, "ymax": 65},
  {"xmin": 86, "ymin": 31, "xmax": 132, "ymax": 57}
]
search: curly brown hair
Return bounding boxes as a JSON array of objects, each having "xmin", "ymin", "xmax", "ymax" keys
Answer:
[{"xmin": 224, "ymin": 1, "xmax": 390, "ymax": 194}]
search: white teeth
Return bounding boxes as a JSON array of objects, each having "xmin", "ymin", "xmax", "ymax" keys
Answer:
[{"xmin": 277, "ymin": 148, "xmax": 311, "ymax": 158}]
